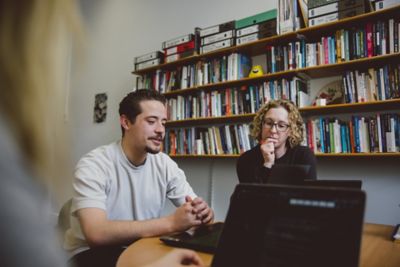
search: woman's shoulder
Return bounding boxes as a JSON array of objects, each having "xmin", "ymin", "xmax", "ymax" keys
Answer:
[
  {"xmin": 239, "ymin": 145, "xmax": 260, "ymax": 160},
  {"xmin": 291, "ymin": 145, "xmax": 313, "ymax": 153}
]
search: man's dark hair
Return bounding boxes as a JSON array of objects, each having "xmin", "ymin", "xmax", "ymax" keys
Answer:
[{"xmin": 119, "ymin": 89, "xmax": 166, "ymax": 135}]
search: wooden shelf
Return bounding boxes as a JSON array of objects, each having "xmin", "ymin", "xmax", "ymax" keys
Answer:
[
  {"xmin": 163, "ymin": 69, "xmax": 298, "ymax": 97},
  {"xmin": 297, "ymin": 5, "xmax": 400, "ymax": 40},
  {"xmin": 299, "ymin": 98, "xmax": 400, "ymax": 116},
  {"xmin": 315, "ymin": 152, "xmax": 400, "ymax": 157},
  {"xmin": 169, "ymin": 152, "xmax": 400, "ymax": 158},
  {"xmin": 300, "ymin": 53, "xmax": 400, "ymax": 79},
  {"xmin": 166, "ymin": 99, "xmax": 400, "ymax": 127},
  {"xmin": 132, "ymin": 5, "xmax": 400, "ymax": 75},
  {"xmin": 134, "ymin": 6, "xmax": 400, "ymax": 159},
  {"xmin": 166, "ymin": 114, "xmax": 254, "ymax": 127},
  {"xmin": 150, "ymin": 53, "xmax": 400, "ymax": 98}
]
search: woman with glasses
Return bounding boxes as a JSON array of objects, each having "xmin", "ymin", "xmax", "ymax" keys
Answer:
[{"xmin": 236, "ymin": 99, "xmax": 317, "ymax": 183}]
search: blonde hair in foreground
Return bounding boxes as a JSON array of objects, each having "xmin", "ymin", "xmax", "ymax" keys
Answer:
[
  {"xmin": 250, "ymin": 99, "xmax": 305, "ymax": 148},
  {"xmin": 0, "ymin": 0, "xmax": 81, "ymax": 180}
]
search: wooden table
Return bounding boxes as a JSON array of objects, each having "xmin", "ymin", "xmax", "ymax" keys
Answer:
[{"xmin": 117, "ymin": 223, "xmax": 400, "ymax": 267}]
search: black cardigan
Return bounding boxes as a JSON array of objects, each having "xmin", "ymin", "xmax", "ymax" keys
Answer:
[{"xmin": 236, "ymin": 145, "xmax": 317, "ymax": 183}]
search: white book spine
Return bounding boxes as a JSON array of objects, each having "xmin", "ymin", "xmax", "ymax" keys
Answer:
[{"xmin": 334, "ymin": 119, "xmax": 342, "ymax": 153}]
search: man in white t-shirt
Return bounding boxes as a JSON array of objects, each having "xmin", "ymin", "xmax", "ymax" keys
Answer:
[{"xmin": 65, "ymin": 89, "xmax": 214, "ymax": 267}]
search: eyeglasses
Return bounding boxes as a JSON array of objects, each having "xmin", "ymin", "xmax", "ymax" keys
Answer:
[{"xmin": 262, "ymin": 118, "xmax": 289, "ymax": 132}]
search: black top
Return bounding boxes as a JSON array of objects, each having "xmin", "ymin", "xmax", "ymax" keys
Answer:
[{"xmin": 236, "ymin": 145, "xmax": 317, "ymax": 183}]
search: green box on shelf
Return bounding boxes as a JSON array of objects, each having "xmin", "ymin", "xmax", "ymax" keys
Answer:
[{"xmin": 235, "ymin": 9, "xmax": 277, "ymax": 29}]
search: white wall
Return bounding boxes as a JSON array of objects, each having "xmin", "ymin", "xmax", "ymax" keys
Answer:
[{"xmin": 62, "ymin": 0, "xmax": 400, "ymax": 225}]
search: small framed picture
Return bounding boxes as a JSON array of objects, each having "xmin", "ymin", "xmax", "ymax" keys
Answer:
[{"xmin": 93, "ymin": 93, "xmax": 108, "ymax": 123}]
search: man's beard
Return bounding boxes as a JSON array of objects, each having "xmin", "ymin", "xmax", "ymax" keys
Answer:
[
  {"xmin": 146, "ymin": 135, "xmax": 163, "ymax": 154},
  {"xmin": 145, "ymin": 145, "xmax": 161, "ymax": 154}
]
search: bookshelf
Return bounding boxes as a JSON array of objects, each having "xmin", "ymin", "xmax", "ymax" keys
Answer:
[{"xmin": 133, "ymin": 5, "xmax": 400, "ymax": 158}]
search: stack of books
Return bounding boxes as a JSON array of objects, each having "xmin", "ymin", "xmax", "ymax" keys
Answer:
[
  {"xmin": 373, "ymin": 0, "xmax": 400, "ymax": 11},
  {"xmin": 134, "ymin": 51, "xmax": 164, "ymax": 71},
  {"xmin": 235, "ymin": 9, "xmax": 277, "ymax": 45},
  {"xmin": 278, "ymin": 0, "xmax": 302, "ymax": 33},
  {"xmin": 162, "ymin": 32, "xmax": 199, "ymax": 63},
  {"xmin": 308, "ymin": 0, "xmax": 367, "ymax": 27},
  {"xmin": 198, "ymin": 21, "xmax": 235, "ymax": 54}
]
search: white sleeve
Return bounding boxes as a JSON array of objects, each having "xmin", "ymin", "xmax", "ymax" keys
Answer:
[
  {"xmin": 72, "ymin": 151, "xmax": 109, "ymax": 214},
  {"xmin": 164, "ymin": 157, "xmax": 197, "ymax": 207}
]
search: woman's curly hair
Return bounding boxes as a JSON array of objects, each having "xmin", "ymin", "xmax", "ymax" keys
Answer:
[{"xmin": 250, "ymin": 99, "xmax": 304, "ymax": 147}]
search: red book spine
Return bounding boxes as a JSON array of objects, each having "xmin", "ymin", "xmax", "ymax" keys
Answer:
[{"xmin": 366, "ymin": 23, "xmax": 373, "ymax": 58}]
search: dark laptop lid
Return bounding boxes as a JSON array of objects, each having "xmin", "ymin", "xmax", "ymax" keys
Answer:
[
  {"xmin": 303, "ymin": 179, "xmax": 362, "ymax": 189},
  {"xmin": 268, "ymin": 164, "xmax": 311, "ymax": 185},
  {"xmin": 211, "ymin": 184, "xmax": 365, "ymax": 267}
]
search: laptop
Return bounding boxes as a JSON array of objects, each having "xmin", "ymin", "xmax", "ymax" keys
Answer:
[
  {"xmin": 211, "ymin": 184, "xmax": 365, "ymax": 267},
  {"xmin": 268, "ymin": 164, "xmax": 311, "ymax": 185},
  {"xmin": 303, "ymin": 179, "xmax": 362, "ymax": 189}
]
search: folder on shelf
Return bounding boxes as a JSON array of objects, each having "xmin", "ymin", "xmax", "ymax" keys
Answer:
[
  {"xmin": 201, "ymin": 30, "xmax": 235, "ymax": 46},
  {"xmin": 164, "ymin": 40, "xmax": 196, "ymax": 56},
  {"xmin": 134, "ymin": 51, "xmax": 164, "ymax": 64},
  {"xmin": 234, "ymin": 9, "xmax": 277, "ymax": 29},
  {"xmin": 236, "ymin": 19, "xmax": 277, "ymax": 37},
  {"xmin": 162, "ymin": 33, "xmax": 195, "ymax": 49},
  {"xmin": 236, "ymin": 29, "xmax": 277, "ymax": 45},
  {"xmin": 199, "ymin": 20, "xmax": 235, "ymax": 38},
  {"xmin": 134, "ymin": 58, "xmax": 162, "ymax": 71},
  {"xmin": 200, "ymin": 38, "xmax": 235, "ymax": 54}
]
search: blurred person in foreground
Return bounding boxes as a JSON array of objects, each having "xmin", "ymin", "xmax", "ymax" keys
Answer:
[{"xmin": 0, "ymin": 0, "xmax": 204, "ymax": 266}]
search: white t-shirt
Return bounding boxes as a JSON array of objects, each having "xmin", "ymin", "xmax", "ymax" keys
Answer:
[{"xmin": 64, "ymin": 141, "xmax": 196, "ymax": 255}]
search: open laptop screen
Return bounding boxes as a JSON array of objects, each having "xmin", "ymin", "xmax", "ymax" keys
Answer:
[{"xmin": 212, "ymin": 184, "xmax": 365, "ymax": 267}]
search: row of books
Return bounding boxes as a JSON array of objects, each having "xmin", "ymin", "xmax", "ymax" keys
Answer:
[
  {"xmin": 304, "ymin": 113, "xmax": 400, "ymax": 154},
  {"xmin": 164, "ymin": 111, "xmax": 399, "ymax": 156},
  {"xmin": 136, "ymin": 53, "xmax": 252, "ymax": 92},
  {"xmin": 266, "ymin": 18, "xmax": 400, "ymax": 73},
  {"xmin": 164, "ymin": 124, "xmax": 257, "ymax": 155},
  {"xmin": 341, "ymin": 63, "xmax": 400, "ymax": 103},
  {"xmin": 166, "ymin": 77, "xmax": 308, "ymax": 121},
  {"xmin": 163, "ymin": 111, "xmax": 399, "ymax": 156}
]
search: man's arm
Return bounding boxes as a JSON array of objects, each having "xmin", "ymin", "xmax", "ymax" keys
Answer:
[{"xmin": 77, "ymin": 201, "xmax": 202, "ymax": 247}]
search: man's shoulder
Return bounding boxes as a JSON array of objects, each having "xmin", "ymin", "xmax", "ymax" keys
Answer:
[{"xmin": 77, "ymin": 141, "xmax": 120, "ymax": 166}]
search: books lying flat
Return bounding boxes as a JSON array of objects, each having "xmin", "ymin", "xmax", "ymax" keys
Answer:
[
  {"xmin": 165, "ymin": 49, "xmax": 196, "ymax": 63},
  {"xmin": 308, "ymin": 0, "xmax": 338, "ymax": 9},
  {"xmin": 309, "ymin": 5, "xmax": 365, "ymax": 27},
  {"xmin": 235, "ymin": 9, "xmax": 277, "ymax": 29},
  {"xmin": 236, "ymin": 19, "xmax": 277, "ymax": 37},
  {"xmin": 309, "ymin": 0, "xmax": 365, "ymax": 18},
  {"xmin": 164, "ymin": 40, "xmax": 195, "ymax": 56},
  {"xmin": 134, "ymin": 51, "xmax": 163, "ymax": 64},
  {"xmin": 201, "ymin": 30, "xmax": 235, "ymax": 46},
  {"xmin": 200, "ymin": 38, "xmax": 234, "ymax": 54},
  {"xmin": 199, "ymin": 21, "xmax": 235, "ymax": 38},
  {"xmin": 135, "ymin": 58, "xmax": 162, "ymax": 71},
  {"xmin": 162, "ymin": 34, "xmax": 195, "ymax": 49},
  {"xmin": 236, "ymin": 29, "xmax": 276, "ymax": 45},
  {"xmin": 375, "ymin": 0, "xmax": 400, "ymax": 10}
]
